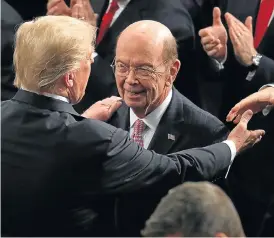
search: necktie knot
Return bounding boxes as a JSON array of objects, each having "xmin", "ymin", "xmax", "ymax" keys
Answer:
[{"xmin": 132, "ymin": 119, "xmax": 146, "ymax": 147}]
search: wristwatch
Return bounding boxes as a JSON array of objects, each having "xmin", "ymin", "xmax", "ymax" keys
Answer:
[{"xmin": 247, "ymin": 53, "xmax": 262, "ymax": 71}]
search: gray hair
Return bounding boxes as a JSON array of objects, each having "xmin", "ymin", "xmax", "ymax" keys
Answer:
[{"xmin": 142, "ymin": 182, "xmax": 245, "ymax": 237}]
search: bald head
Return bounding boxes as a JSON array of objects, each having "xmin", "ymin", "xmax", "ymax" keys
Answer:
[
  {"xmin": 142, "ymin": 182, "xmax": 245, "ymax": 237},
  {"xmin": 117, "ymin": 20, "xmax": 178, "ymax": 61}
]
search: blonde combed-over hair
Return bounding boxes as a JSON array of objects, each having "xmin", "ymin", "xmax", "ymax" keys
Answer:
[{"xmin": 13, "ymin": 15, "xmax": 97, "ymax": 92}]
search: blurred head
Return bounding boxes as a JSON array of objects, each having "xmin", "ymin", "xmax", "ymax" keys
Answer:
[
  {"xmin": 114, "ymin": 20, "xmax": 180, "ymax": 118},
  {"xmin": 142, "ymin": 182, "xmax": 245, "ymax": 237},
  {"xmin": 14, "ymin": 15, "xmax": 96, "ymax": 104}
]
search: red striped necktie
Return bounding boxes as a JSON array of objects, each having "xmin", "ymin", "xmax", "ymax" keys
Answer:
[{"xmin": 96, "ymin": 0, "xmax": 119, "ymax": 45}]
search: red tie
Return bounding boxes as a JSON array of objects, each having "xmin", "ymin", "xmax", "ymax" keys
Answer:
[
  {"xmin": 96, "ymin": 0, "xmax": 119, "ymax": 45},
  {"xmin": 132, "ymin": 119, "xmax": 146, "ymax": 147},
  {"xmin": 254, "ymin": 0, "xmax": 274, "ymax": 48}
]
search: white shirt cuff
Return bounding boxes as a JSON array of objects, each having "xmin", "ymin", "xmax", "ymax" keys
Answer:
[
  {"xmin": 259, "ymin": 84, "xmax": 274, "ymax": 116},
  {"xmin": 246, "ymin": 70, "xmax": 256, "ymax": 81},
  {"xmin": 212, "ymin": 56, "xmax": 226, "ymax": 70},
  {"xmin": 92, "ymin": 52, "xmax": 98, "ymax": 59},
  {"xmin": 222, "ymin": 140, "xmax": 237, "ymax": 178}
]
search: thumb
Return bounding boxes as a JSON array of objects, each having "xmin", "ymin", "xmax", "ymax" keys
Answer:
[
  {"xmin": 245, "ymin": 16, "xmax": 253, "ymax": 34},
  {"xmin": 213, "ymin": 7, "xmax": 223, "ymax": 26},
  {"xmin": 239, "ymin": 110, "xmax": 253, "ymax": 128}
]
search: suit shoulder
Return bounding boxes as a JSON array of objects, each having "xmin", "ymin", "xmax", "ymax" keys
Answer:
[{"xmin": 180, "ymin": 94, "xmax": 226, "ymax": 129}]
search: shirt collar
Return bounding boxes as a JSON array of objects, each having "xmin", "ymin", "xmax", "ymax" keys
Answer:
[
  {"xmin": 21, "ymin": 88, "xmax": 70, "ymax": 103},
  {"xmin": 110, "ymin": 0, "xmax": 131, "ymax": 8},
  {"xmin": 130, "ymin": 89, "xmax": 173, "ymax": 130}
]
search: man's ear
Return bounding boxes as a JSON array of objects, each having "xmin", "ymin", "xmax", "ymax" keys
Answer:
[
  {"xmin": 167, "ymin": 59, "xmax": 181, "ymax": 85},
  {"xmin": 64, "ymin": 72, "xmax": 74, "ymax": 88}
]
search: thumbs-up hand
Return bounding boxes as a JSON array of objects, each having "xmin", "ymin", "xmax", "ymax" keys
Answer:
[
  {"xmin": 199, "ymin": 7, "xmax": 228, "ymax": 62},
  {"xmin": 225, "ymin": 13, "xmax": 257, "ymax": 66}
]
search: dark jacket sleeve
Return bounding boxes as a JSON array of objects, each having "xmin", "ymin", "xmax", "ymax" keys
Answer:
[{"xmin": 100, "ymin": 126, "xmax": 231, "ymax": 193}]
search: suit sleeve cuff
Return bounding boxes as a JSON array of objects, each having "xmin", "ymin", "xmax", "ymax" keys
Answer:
[{"xmin": 222, "ymin": 140, "xmax": 237, "ymax": 178}]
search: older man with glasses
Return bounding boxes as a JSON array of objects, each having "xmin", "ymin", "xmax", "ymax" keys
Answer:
[{"xmin": 108, "ymin": 20, "xmax": 235, "ymax": 236}]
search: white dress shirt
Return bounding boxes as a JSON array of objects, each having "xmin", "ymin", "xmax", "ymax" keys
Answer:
[
  {"xmin": 130, "ymin": 90, "xmax": 173, "ymax": 149},
  {"xmin": 129, "ymin": 89, "xmax": 236, "ymax": 171},
  {"xmin": 106, "ymin": 0, "xmax": 131, "ymax": 27}
]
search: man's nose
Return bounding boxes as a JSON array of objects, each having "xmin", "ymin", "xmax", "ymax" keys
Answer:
[{"xmin": 125, "ymin": 70, "xmax": 139, "ymax": 85}]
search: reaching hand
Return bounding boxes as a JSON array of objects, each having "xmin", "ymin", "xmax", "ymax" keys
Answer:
[
  {"xmin": 225, "ymin": 13, "xmax": 257, "ymax": 66},
  {"xmin": 227, "ymin": 87, "xmax": 274, "ymax": 123},
  {"xmin": 81, "ymin": 96, "xmax": 122, "ymax": 121},
  {"xmin": 198, "ymin": 7, "xmax": 228, "ymax": 62},
  {"xmin": 227, "ymin": 110, "xmax": 265, "ymax": 154},
  {"xmin": 47, "ymin": 0, "xmax": 71, "ymax": 16}
]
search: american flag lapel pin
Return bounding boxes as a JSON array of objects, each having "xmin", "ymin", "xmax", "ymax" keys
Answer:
[{"xmin": 168, "ymin": 133, "xmax": 175, "ymax": 141}]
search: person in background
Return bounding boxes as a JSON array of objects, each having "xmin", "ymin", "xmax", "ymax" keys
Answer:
[
  {"xmin": 1, "ymin": 0, "xmax": 23, "ymax": 100},
  {"xmin": 142, "ymin": 182, "xmax": 245, "ymax": 237}
]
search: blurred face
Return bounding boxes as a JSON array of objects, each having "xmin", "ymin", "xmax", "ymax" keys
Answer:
[
  {"xmin": 69, "ymin": 46, "xmax": 93, "ymax": 104},
  {"xmin": 115, "ymin": 34, "xmax": 172, "ymax": 117}
]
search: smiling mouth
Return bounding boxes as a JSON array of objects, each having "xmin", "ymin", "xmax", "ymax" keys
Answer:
[{"xmin": 126, "ymin": 90, "xmax": 146, "ymax": 95}]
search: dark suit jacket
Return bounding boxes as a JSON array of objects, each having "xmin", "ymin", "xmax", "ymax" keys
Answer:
[
  {"xmin": 74, "ymin": 0, "xmax": 196, "ymax": 113},
  {"xmin": 1, "ymin": 90, "xmax": 232, "ymax": 237},
  {"xmin": 1, "ymin": 0, "xmax": 23, "ymax": 101},
  {"xmin": 108, "ymin": 88, "xmax": 229, "ymax": 236}
]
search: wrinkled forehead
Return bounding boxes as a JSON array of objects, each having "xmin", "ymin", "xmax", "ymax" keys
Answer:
[{"xmin": 116, "ymin": 31, "xmax": 164, "ymax": 65}]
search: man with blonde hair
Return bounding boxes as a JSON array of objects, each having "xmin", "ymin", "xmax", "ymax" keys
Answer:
[{"xmin": 1, "ymin": 15, "xmax": 264, "ymax": 236}]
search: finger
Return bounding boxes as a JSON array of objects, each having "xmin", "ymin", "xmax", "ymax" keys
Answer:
[
  {"xmin": 71, "ymin": 3, "xmax": 81, "ymax": 18},
  {"xmin": 70, "ymin": 0, "xmax": 78, "ymax": 6},
  {"xmin": 213, "ymin": 7, "xmax": 222, "ymax": 26},
  {"xmin": 207, "ymin": 48, "xmax": 218, "ymax": 56},
  {"xmin": 204, "ymin": 42, "xmax": 220, "ymax": 51},
  {"xmin": 226, "ymin": 104, "xmax": 240, "ymax": 122},
  {"xmin": 233, "ymin": 114, "xmax": 242, "ymax": 124},
  {"xmin": 229, "ymin": 26, "xmax": 241, "ymax": 47},
  {"xmin": 245, "ymin": 16, "xmax": 253, "ymax": 34},
  {"xmin": 250, "ymin": 129, "xmax": 266, "ymax": 143},
  {"xmin": 201, "ymin": 35, "xmax": 215, "ymax": 45},
  {"xmin": 47, "ymin": 0, "xmax": 62, "ymax": 10},
  {"xmin": 108, "ymin": 100, "xmax": 122, "ymax": 116},
  {"xmin": 238, "ymin": 110, "xmax": 253, "ymax": 128},
  {"xmin": 198, "ymin": 28, "xmax": 212, "ymax": 38},
  {"xmin": 47, "ymin": 6, "xmax": 60, "ymax": 15}
]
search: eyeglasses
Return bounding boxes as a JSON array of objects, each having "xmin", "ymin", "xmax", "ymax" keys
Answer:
[{"xmin": 111, "ymin": 58, "xmax": 170, "ymax": 80}]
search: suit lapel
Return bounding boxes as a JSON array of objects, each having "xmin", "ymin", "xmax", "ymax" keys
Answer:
[
  {"xmin": 257, "ymin": 18, "xmax": 274, "ymax": 57},
  {"xmin": 108, "ymin": 101, "xmax": 130, "ymax": 130},
  {"xmin": 147, "ymin": 89, "xmax": 185, "ymax": 154}
]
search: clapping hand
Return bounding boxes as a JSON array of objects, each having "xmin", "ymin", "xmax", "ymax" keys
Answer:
[
  {"xmin": 199, "ymin": 7, "xmax": 228, "ymax": 62},
  {"xmin": 225, "ymin": 12, "xmax": 257, "ymax": 66}
]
